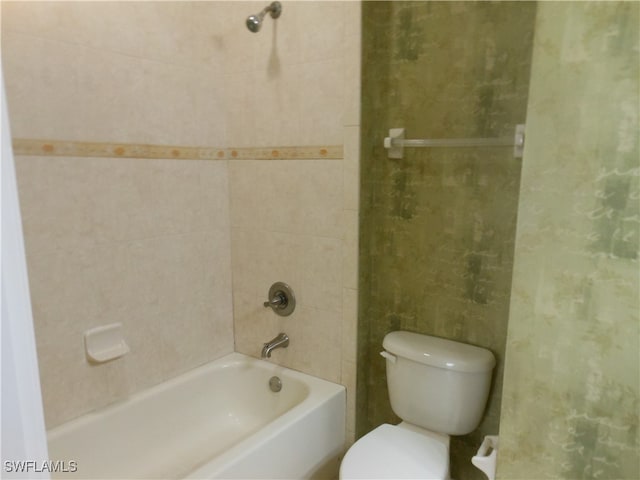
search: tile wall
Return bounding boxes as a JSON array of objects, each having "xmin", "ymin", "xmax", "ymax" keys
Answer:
[
  {"xmin": 497, "ymin": 3, "xmax": 639, "ymax": 478},
  {"xmin": 2, "ymin": 0, "xmax": 360, "ymax": 441}
]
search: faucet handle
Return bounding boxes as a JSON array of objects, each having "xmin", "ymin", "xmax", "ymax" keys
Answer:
[
  {"xmin": 263, "ymin": 282, "xmax": 296, "ymax": 316},
  {"xmin": 263, "ymin": 293, "xmax": 285, "ymax": 308}
]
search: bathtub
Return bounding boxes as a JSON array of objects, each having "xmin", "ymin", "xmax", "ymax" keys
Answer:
[{"xmin": 47, "ymin": 352, "xmax": 346, "ymax": 479}]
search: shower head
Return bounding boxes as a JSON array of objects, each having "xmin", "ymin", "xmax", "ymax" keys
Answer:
[{"xmin": 246, "ymin": 1, "xmax": 282, "ymax": 33}]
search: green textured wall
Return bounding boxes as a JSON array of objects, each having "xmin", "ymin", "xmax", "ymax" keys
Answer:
[
  {"xmin": 357, "ymin": 2, "xmax": 536, "ymax": 479},
  {"xmin": 498, "ymin": 2, "xmax": 640, "ymax": 479}
]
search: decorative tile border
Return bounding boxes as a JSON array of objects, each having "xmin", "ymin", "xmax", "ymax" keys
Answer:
[{"xmin": 12, "ymin": 138, "xmax": 343, "ymax": 160}]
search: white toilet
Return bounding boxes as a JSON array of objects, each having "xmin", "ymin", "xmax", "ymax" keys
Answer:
[{"xmin": 340, "ymin": 331, "xmax": 495, "ymax": 480}]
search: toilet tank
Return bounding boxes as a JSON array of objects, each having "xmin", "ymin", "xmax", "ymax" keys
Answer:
[{"xmin": 382, "ymin": 331, "xmax": 495, "ymax": 436}]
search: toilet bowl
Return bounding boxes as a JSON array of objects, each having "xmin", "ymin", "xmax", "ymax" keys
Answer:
[
  {"xmin": 340, "ymin": 423, "xmax": 449, "ymax": 479},
  {"xmin": 340, "ymin": 331, "xmax": 495, "ymax": 480}
]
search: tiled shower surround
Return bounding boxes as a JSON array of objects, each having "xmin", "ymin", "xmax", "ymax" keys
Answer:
[
  {"xmin": 2, "ymin": 0, "xmax": 361, "ymax": 444},
  {"xmin": 357, "ymin": 3, "xmax": 536, "ymax": 479}
]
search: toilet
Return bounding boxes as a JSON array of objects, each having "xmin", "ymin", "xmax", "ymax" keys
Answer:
[{"xmin": 340, "ymin": 331, "xmax": 495, "ymax": 480}]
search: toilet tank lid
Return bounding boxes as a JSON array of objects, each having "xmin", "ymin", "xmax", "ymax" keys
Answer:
[{"xmin": 383, "ymin": 331, "xmax": 495, "ymax": 373}]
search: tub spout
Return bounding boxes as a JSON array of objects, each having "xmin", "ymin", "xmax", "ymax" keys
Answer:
[{"xmin": 261, "ymin": 333, "xmax": 289, "ymax": 358}]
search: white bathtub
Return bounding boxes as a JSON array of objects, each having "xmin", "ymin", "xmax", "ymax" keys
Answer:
[{"xmin": 47, "ymin": 352, "xmax": 346, "ymax": 479}]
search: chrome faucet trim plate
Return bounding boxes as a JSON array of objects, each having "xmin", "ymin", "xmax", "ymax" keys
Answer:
[{"xmin": 263, "ymin": 282, "xmax": 296, "ymax": 316}]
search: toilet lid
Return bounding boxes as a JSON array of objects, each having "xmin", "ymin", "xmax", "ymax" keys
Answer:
[{"xmin": 340, "ymin": 424, "xmax": 448, "ymax": 479}]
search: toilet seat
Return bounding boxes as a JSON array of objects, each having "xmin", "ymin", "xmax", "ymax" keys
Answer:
[{"xmin": 340, "ymin": 424, "xmax": 449, "ymax": 479}]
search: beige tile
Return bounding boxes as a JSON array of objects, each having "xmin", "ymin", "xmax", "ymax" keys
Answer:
[
  {"xmin": 272, "ymin": 304, "xmax": 342, "ymax": 383},
  {"xmin": 69, "ymin": 2, "xmax": 147, "ymax": 60},
  {"xmin": 233, "ymin": 289, "xmax": 281, "ymax": 358},
  {"xmin": 3, "ymin": 31, "xmax": 227, "ymax": 146},
  {"xmin": 249, "ymin": 64, "xmax": 302, "ymax": 147},
  {"xmin": 343, "ymin": 34, "xmax": 362, "ymax": 127},
  {"xmin": 127, "ymin": 231, "xmax": 229, "ymax": 315},
  {"xmin": 224, "ymin": 72, "xmax": 255, "ymax": 147},
  {"xmin": 250, "ymin": 0, "xmax": 302, "ymax": 71},
  {"xmin": 190, "ymin": 67, "xmax": 228, "ymax": 146},
  {"xmin": 37, "ymin": 343, "xmax": 114, "ymax": 428},
  {"xmin": 26, "ymin": 244, "xmax": 138, "ymax": 344},
  {"xmin": 230, "ymin": 227, "xmax": 304, "ymax": 301},
  {"xmin": 342, "ymin": 288, "xmax": 358, "ymax": 364},
  {"xmin": 2, "ymin": 2, "xmax": 221, "ymax": 70},
  {"xmin": 14, "ymin": 156, "xmax": 74, "ymax": 256},
  {"xmin": 342, "ymin": 209, "xmax": 359, "ymax": 290},
  {"xmin": 128, "ymin": 231, "xmax": 233, "ymax": 374},
  {"xmin": 297, "ymin": 59, "xmax": 346, "ymax": 146},
  {"xmin": 221, "ymin": 2, "xmax": 350, "ymax": 147},
  {"xmin": 110, "ymin": 306, "xmax": 168, "ymax": 394},
  {"xmin": 285, "ymin": 160, "xmax": 343, "ymax": 238},
  {"xmin": 240, "ymin": 1, "xmax": 347, "ymax": 71},
  {"xmin": 296, "ymin": 1, "xmax": 346, "ymax": 65},
  {"xmin": 216, "ymin": 1, "xmax": 266, "ymax": 74},
  {"xmin": 1, "ymin": 1, "xmax": 144, "ymax": 59},
  {"xmin": 2, "ymin": 33, "xmax": 90, "ymax": 140},
  {"xmin": 344, "ymin": 2, "xmax": 362, "ymax": 40},
  {"xmin": 190, "ymin": 2, "xmax": 228, "ymax": 70},
  {"xmin": 232, "ymin": 227, "xmax": 342, "ymax": 313},
  {"xmin": 72, "ymin": 46, "xmax": 151, "ymax": 144},
  {"xmin": 15, "ymin": 156, "xmax": 230, "ymax": 256},
  {"xmin": 140, "ymin": 60, "xmax": 218, "ymax": 146},
  {"xmin": 2, "ymin": 32, "xmax": 147, "ymax": 143},
  {"xmin": 229, "ymin": 228, "xmax": 261, "ymax": 298},
  {"xmin": 159, "ymin": 296, "xmax": 234, "ymax": 379},
  {"xmin": 1, "ymin": 1, "xmax": 76, "ymax": 41},
  {"xmin": 150, "ymin": 157, "xmax": 228, "ymax": 231},
  {"xmin": 135, "ymin": 2, "xmax": 199, "ymax": 67},
  {"xmin": 298, "ymin": 236, "xmax": 343, "ymax": 313},
  {"xmin": 343, "ymin": 126, "xmax": 360, "ymax": 211},
  {"xmin": 341, "ymin": 359, "xmax": 357, "ymax": 437},
  {"xmin": 229, "ymin": 160, "xmax": 343, "ymax": 238}
]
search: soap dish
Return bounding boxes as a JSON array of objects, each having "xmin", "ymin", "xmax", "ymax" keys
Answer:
[{"xmin": 84, "ymin": 323, "xmax": 129, "ymax": 364}]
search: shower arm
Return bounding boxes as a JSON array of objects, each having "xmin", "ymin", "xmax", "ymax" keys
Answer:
[
  {"xmin": 262, "ymin": 2, "xmax": 282, "ymax": 19},
  {"xmin": 254, "ymin": 2, "xmax": 282, "ymax": 23}
]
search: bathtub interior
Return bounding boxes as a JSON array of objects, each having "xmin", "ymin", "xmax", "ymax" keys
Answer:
[{"xmin": 47, "ymin": 355, "xmax": 328, "ymax": 479}]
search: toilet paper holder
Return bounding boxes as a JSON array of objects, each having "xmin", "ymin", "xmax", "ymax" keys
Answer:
[{"xmin": 471, "ymin": 435, "xmax": 498, "ymax": 480}]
